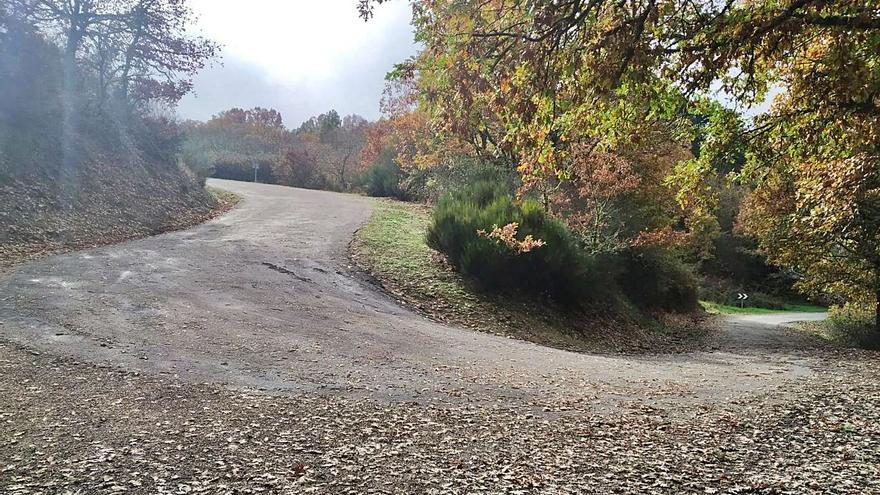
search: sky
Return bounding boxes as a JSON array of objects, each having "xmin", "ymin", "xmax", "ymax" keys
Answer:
[{"xmin": 176, "ymin": 0, "xmax": 418, "ymax": 128}]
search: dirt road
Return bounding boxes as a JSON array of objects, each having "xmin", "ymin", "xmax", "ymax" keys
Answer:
[
  {"xmin": 2, "ymin": 179, "xmax": 877, "ymax": 494},
  {"xmin": 0, "ymin": 179, "xmax": 828, "ymax": 407}
]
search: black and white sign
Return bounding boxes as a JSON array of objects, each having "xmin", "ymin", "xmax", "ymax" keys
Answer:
[{"xmin": 736, "ymin": 293, "xmax": 749, "ymax": 301}]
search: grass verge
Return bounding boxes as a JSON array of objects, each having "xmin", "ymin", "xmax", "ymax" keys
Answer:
[
  {"xmin": 796, "ymin": 309, "xmax": 879, "ymax": 350},
  {"xmin": 207, "ymin": 186, "xmax": 241, "ymax": 213},
  {"xmin": 699, "ymin": 301, "xmax": 826, "ymax": 315},
  {"xmin": 350, "ymin": 198, "xmax": 708, "ymax": 353}
]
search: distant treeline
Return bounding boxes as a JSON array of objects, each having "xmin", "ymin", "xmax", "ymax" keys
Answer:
[{"xmin": 181, "ymin": 108, "xmax": 373, "ymax": 193}]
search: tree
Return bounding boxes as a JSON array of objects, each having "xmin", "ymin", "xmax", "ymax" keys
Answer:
[
  {"xmin": 327, "ymin": 114, "xmax": 368, "ymax": 190},
  {"xmin": 362, "ymin": 0, "xmax": 880, "ymax": 331},
  {"xmin": 274, "ymin": 142, "xmax": 321, "ymax": 189},
  {"xmin": 182, "ymin": 107, "xmax": 290, "ymax": 182},
  {"xmin": 245, "ymin": 107, "xmax": 284, "ymax": 129},
  {"xmin": 364, "ymin": 0, "xmax": 716, "ymax": 258},
  {"xmin": 16, "ymin": 0, "xmax": 217, "ymax": 108},
  {"xmin": 740, "ymin": 156, "xmax": 880, "ymax": 331},
  {"xmin": 688, "ymin": 0, "xmax": 880, "ymax": 331},
  {"xmin": 360, "ymin": 77, "xmax": 472, "ymax": 177},
  {"xmin": 297, "ymin": 109, "xmax": 341, "ymax": 142},
  {"xmin": 295, "ymin": 111, "xmax": 369, "ymax": 191},
  {"xmin": 551, "ymin": 131, "xmax": 694, "ymax": 256}
]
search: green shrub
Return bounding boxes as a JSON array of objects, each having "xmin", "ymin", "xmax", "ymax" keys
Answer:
[
  {"xmin": 618, "ymin": 248, "xmax": 698, "ymax": 313},
  {"xmin": 383, "ymin": 156, "xmax": 517, "ymax": 203},
  {"xmin": 426, "ymin": 176, "xmax": 703, "ymax": 313},
  {"xmin": 427, "ymin": 180, "xmax": 607, "ymax": 304},
  {"xmin": 363, "ymin": 152, "xmax": 404, "ymax": 199},
  {"xmin": 820, "ymin": 304, "xmax": 879, "ymax": 349}
]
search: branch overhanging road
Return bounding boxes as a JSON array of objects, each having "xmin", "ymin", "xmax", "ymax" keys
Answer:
[{"xmin": 0, "ymin": 179, "xmax": 830, "ymax": 409}]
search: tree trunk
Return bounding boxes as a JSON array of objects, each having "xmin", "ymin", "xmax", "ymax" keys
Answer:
[
  {"xmin": 875, "ymin": 263, "xmax": 880, "ymax": 337},
  {"xmin": 120, "ymin": 7, "xmax": 145, "ymax": 103},
  {"xmin": 875, "ymin": 286, "xmax": 879, "ymax": 336},
  {"xmin": 63, "ymin": 29, "xmax": 82, "ymax": 97}
]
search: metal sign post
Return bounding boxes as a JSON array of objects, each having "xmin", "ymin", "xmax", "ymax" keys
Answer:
[
  {"xmin": 736, "ymin": 292, "xmax": 749, "ymax": 308},
  {"xmin": 252, "ymin": 161, "xmax": 259, "ymax": 183}
]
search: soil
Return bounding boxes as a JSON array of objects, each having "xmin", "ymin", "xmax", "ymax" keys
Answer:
[{"xmin": 1, "ymin": 178, "xmax": 877, "ymax": 493}]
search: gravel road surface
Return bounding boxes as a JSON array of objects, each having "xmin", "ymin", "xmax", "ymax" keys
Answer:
[{"xmin": 1, "ymin": 179, "xmax": 876, "ymax": 494}]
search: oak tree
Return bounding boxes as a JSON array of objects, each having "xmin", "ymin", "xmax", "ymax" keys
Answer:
[{"xmin": 363, "ymin": 0, "xmax": 880, "ymax": 329}]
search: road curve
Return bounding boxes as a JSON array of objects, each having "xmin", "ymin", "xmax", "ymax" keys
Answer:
[
  {"xmin": 731, "ymin": 312, "xmax": 828, "ymax": 326},
  {"xmin": 0, "ymin": 179, "xmax": 826, "ymax": 409}
]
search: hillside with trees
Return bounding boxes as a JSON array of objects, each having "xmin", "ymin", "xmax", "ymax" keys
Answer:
[{"xmin": 0, "ymin": 0, "xmax": 223, "ymax": 265}]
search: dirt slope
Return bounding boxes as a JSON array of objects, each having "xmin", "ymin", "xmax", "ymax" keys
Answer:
[{"xmin": 0, "ymin": 154, "xmax": 217, "ymax": 266}]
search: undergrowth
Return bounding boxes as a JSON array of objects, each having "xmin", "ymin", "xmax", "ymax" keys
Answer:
[{"xmin": 351, "ymin": 198, "xmax": 709, "ymax": 353}]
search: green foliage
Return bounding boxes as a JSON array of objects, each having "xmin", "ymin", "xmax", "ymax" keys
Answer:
[
  {"xmin": 362, "ymin": 151, "xmax": 403, "ymax": 199},
  {"xmin": 700, "ymin": 301, "xmax": 826, "ymax": 315},
  {"xmin": 427, "ymin": 180, "xmax": 607, "ymax": 305},
  {"xmin": 618, "ymin": 248, "xmax": 698, "ymax": 313},
  {"xmin": 431, "ymin": 159, "xmax": 518, "ymax": 201},
  {"xmin": 827, "ymin": 305, "xmax": 879, "ymax": 349},
  {"xmin": 802, "ymin": 304, "xmax": 878, "ymax": 349},
  {"xmin": 427, "ymin": 176, "xmax": 701, "ymax": 312},
  {"xmin": 403, "ymin": 157, "xmax": 519, "ymax": 203},
  {"xmin": 699, "ymin": 280, "xmax": 791, "ymax": 310},
  {"xmin": 700, "ymin": 237, "xmax": 800, "ymax": 304},
  {"xmin": 298, "ymin": 109, "xmax": 341, "ymax": 141}
]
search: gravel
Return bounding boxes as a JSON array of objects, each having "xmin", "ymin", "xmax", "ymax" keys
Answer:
[
  {"xmin": 2, "ymin": 342, "xmax": 877, "ymax": 494},
  {"xmin": 2, "ymin": 180, "xmax": 878, "ymax": 493}
]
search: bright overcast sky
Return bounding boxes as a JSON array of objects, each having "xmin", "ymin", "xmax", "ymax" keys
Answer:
[{"xmin": 176, "ymin": 0, "xmax": 418, "ymax": 128}]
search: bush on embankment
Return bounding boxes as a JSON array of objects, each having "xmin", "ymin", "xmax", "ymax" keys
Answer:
[{"xmin": 426, "ymin": 180, "xmax": 698, "ymax": 313}]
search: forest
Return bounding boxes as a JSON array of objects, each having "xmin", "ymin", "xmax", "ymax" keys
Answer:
[
  {"xmin": 1, "ymin": 0, "xmax": 877, "ymax": 338},
  {"xmin": 178, "ymin": 0, "xmax": 879, "ymax": 340},
  {"xmin": 2, "ymin": 1, "xmax": 880, "ymax": 493}
]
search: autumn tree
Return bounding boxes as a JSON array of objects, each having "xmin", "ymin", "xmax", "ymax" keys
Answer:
[
  {"xmin": 14, "ymin": 0, "xmax": 217, "ymax": 108},
  {"xmin": 727, "ymin": 6, "xmax": 880, "ymax": 329},
  {"xmin": 182, "ymin": 107, "xmax": 290, "ymax": 182},
  {"xmin": 361, "ymin": 0, "xmax": 711, "ymax": 255},
  {"xmin": 298, "ymin": 109, "xmax": 341, "ymax": 142},
  {"xmin": 676, "ymin": 0, "xmax": 880, "ymax": 330},
  {"xmin": 359, "ymin": 77, "xmax": 476, "ymax": 200},
  {"xmin": 363, "ymin": 0, "xmax": 880, "ymax": 328},
  {"xmin": 274, "ymin": 142, "xmax": 321, "ymax": 189},
  {"xmin": 295, "ymin": 110, "xmax": 369, "ymax": 191},
  {"xmin": 740, "ymin": 156, "xmax": 880, "ymax": 331},
  {"xmin": 328, "ymin": 114, "xmax": 368, "ymax": 190}
]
